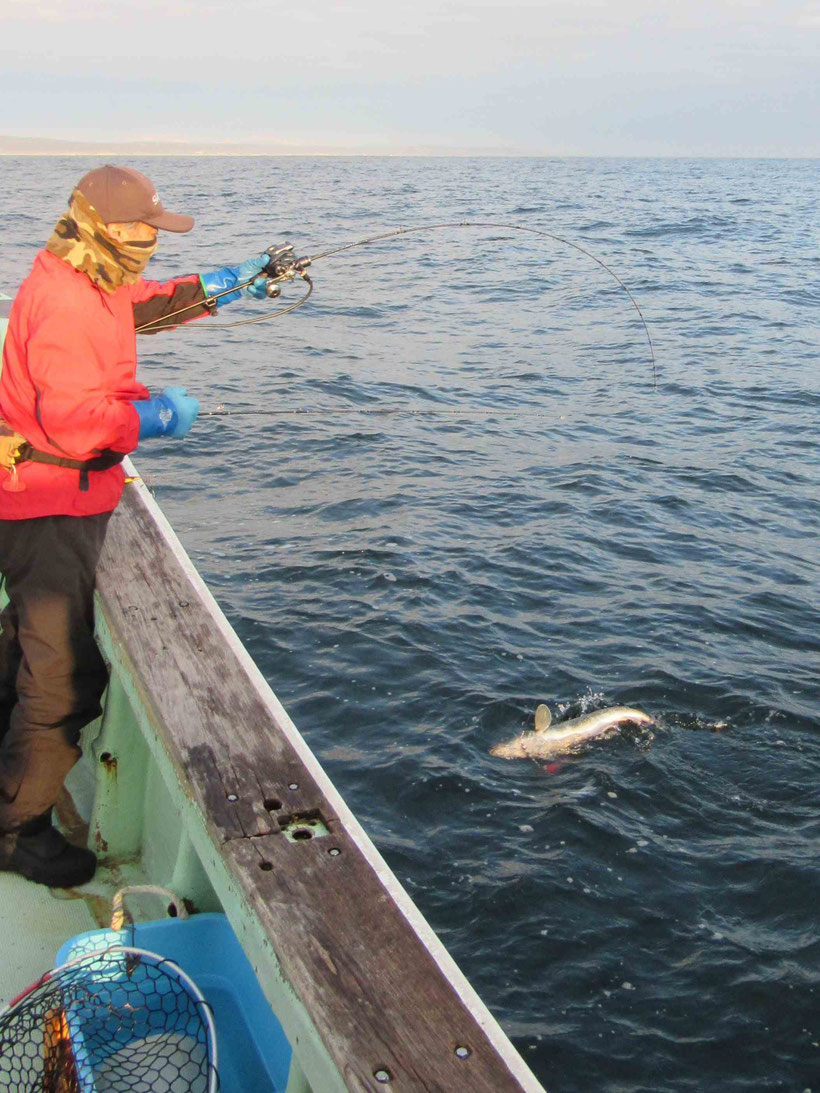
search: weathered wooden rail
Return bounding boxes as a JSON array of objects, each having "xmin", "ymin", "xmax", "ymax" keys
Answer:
[{"xmin": 90, "ymin": 465, "xmax": 547, "ymax": 1093}]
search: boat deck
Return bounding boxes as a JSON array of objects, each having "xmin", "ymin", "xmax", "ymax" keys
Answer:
[
  {"xmin": 0, "ymin": 871, "xmax": 96, "ymax": 1004},
  {"xmin": 0, "ymin": 780, "xmax": 147, "ymax": 1006}
]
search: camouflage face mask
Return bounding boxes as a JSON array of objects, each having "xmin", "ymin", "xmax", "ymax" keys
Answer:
[{"xmin": 45, "ymin": 190, "xmax": 158, "ymax": 293}]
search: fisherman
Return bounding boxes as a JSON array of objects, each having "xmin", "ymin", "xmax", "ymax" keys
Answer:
[{"xmin": 0, "ymin": 164, "xmax": 271, "ymax": 887}]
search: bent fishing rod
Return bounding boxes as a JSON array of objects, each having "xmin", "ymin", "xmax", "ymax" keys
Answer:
[{"xmin": 136, "ymin": 221, "xmax": 657, "ymax": 388}]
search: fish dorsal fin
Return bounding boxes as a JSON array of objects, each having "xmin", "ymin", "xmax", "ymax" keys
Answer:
[{"xmin": 534, "ymin": 704, "xmax": 553, "ymax": 733}]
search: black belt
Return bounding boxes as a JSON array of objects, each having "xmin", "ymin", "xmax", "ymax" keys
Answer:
[{"xmin": 17, "ymin": 444, "xmax": 125, "ymax": 491}]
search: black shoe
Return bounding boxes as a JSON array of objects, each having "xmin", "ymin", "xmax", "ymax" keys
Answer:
[{"xmin": 0, "ymin": 824, "xmax": 97, "ymax": 887}]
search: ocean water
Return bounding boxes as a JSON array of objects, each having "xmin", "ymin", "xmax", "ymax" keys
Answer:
[{"xmin": 2, "ymin": 156, "xmax": 818, "ymax": 1092}]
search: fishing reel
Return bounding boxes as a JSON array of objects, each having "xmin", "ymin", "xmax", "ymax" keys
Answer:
[{"xmin": 261, "ymin": 242, "xmax": 312, "ymax": 298}]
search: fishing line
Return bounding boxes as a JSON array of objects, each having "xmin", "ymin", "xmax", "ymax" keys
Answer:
[
  {"xmin": 136, "ymin": 220, "xmax": 656, "ymax": 386},
  {"xmin": 200, "ymin": 275, "xmax": 314, "ymax": 329}
]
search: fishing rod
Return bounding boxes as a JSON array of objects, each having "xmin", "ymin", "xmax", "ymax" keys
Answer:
[
  {"xmin": 312, "ymin": 220, "xmax": 656, "ymax": 387},
  {"xmin": 135, "ymin": 244, "xmax": 313, "ymax": 333},
  {"xmin": 136, "ymin": 222, "xmax": 657, "ymax": 386},
  {"xmin": 202, "ymin": 405, "xmax": 565, "ymax": 419}
]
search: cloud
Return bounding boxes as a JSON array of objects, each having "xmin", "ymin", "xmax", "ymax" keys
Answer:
[
  {"xmin": 792, "ymin": 0, "xmax": 820, "ymax": 26},
  {"xmin": 2, "ymin": 0, "xmax": 817, "ymax": 154}
]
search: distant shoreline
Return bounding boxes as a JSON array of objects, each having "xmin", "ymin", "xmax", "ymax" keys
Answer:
[
  {"xmin": 1, "ymin": 137, "xmax": 816, "ymax": 159},
  {"xmin": 0, "ymin": 137, "xmax": 528, "ymax": 158},
  {"xmin": 3, "ymin": 152, "xmax": 817, "ymax": 160}
]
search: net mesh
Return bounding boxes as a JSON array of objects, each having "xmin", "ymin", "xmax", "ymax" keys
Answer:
[{"xmin": 0, "ymin": 948, "xmax": 217, "ymax": 1093}]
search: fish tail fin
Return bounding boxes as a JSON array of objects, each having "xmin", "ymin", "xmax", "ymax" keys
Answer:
[{"xmin": 534, "ymin": 704, "xmax": 552, "ymax": 733}]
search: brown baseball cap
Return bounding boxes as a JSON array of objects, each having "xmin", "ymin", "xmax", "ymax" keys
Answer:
[{"xmin": 75, "ymin": 165, "xmax": 194, "ymax": 233}]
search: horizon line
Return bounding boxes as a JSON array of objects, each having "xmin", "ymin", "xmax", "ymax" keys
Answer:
[{"xmin": 1, "ymin": 136, "xmax": 817, "ymax": 160}]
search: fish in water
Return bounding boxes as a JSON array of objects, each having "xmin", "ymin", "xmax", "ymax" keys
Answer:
[{"xmin": 490, "ymin": 703, "xmax": 655, "ymax": 760}]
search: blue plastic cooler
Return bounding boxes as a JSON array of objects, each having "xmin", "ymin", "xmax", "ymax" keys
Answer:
[{"xmin": 57, "ymin": 913, "xmax": 292, "ymax": 1092}]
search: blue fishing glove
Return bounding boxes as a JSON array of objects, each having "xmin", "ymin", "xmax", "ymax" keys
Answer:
[
  {"xmin": 199, "ymin": 254, "xmax": 270, "ymax": 306},
  {"xmin": 134, "ymin": 387, "xmax": 199, "ymax": 440}
]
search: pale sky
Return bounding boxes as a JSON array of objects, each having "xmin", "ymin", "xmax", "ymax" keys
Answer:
[{"xmin": 2, "ymin": 0, "xmax": 818, "ymax": 155}]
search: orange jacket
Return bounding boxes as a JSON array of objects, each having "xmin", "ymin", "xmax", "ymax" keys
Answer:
[{"xmin": 0, "ymin": 250, "xmax": 208, "ymax": 519}]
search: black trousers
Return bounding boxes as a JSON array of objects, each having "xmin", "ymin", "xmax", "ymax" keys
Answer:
[{"xmin": 0, "ymin": 513, "xmax": 111, "ymax": 832}]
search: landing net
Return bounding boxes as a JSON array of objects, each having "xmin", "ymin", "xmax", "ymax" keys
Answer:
[{"xmin": 0, "ymin": 946, "xmax": 218, "ymax": 1093}]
